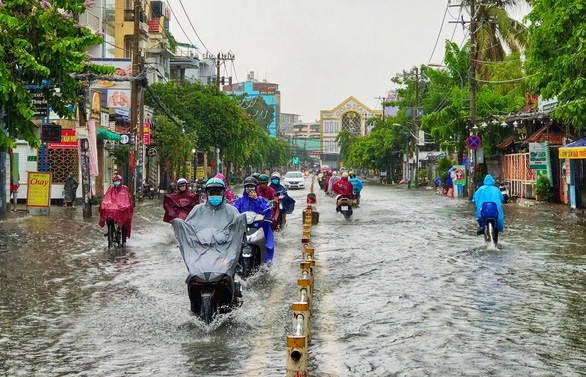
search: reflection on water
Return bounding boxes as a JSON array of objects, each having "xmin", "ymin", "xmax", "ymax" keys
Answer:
[{"xmin": 0, "ymin": 187, "xmax": 585, "ymax": 376}]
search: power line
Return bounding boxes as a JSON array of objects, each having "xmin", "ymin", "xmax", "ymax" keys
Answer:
[
  {"xmin": 428, "ymin": 0, "xmax": 450, "ymax": 65},
  {"xmin": 165, "ymin": 0, "xmax": 197, "ymax": 50},
  {"xmin": 175, "ymin": 0, "xmax": 211, "ymax": 54}
]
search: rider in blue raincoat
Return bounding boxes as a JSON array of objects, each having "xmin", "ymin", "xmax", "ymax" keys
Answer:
[
  {"xmin": 233, "ymin": 176, "xmax": 275, "ymax": 265},
  {"xmin": 472, "ymin": 174, "xmax": 504, "ymax": 234},
  {"xmin": 348, "ymin": 172, "xmax": 363, "ymax": 205}
]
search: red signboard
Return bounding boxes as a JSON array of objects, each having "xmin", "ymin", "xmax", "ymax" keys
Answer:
[
  {"xmin": 48, "ymin": 129, "xmax": 77, "ymax": 149},
  {"xmin": 143, "ymin": 123, "xmax": 150, "ymax": 145}
]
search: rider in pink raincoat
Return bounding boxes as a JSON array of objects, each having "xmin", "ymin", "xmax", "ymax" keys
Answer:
[{"xmin": 214, "ymin": 173, "xmax": 235, "ymax": 205}]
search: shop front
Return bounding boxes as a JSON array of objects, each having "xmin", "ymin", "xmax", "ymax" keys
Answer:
[{"xmin": 559, "ymin": 137, "xmax": 586, "ymax": 211}]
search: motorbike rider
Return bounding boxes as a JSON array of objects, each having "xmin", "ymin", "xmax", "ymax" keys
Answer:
[
  {"xmin": 332, "ymin": 172, "xmax": 354, "ymax": 209},
  {"xmin": 214, "ymin": 173, "xmax": 236, "ymax": 205},
  {"xmin": 473, "ymin": 174, "xmax": 505, "ymax": 235},
  {"xmin": 99, "ymin": 175, "xmax": 133, "ymax": 242},
  {"xmin": 348, "ymin": 172, "xmax": 364, "ymax": 206},
  {"xmin": 269, "ymin": 172, "xmax": 290, "ymax": 229},
  {"xmin": 163, "ymin": 178, "xmax": 200, "ymax": 223},
  {"xmin": 327, "ymin": 171, "xmax": 340, "ymax": 196},
  {"xmin": 323, "ymin": 170, "xmax": 333, "ymax": 193},
  {"xmin": 174, "ymin": 177, "xmax": 245, "ymax": 298},
  {"xmin": 233, "ymin": 177, "xmax": 275, "ymax": 266}
]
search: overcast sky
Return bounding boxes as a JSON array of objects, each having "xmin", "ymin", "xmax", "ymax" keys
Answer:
[{"xmin": 169, "ymin": 0, "xmax": 530, "ymax": 122}]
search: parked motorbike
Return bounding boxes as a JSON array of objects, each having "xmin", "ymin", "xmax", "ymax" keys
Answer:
[
  {"xmin": 239, "ymin": 211, "xmax": 267, "ymax": 279},
  {"xmin": 173, "ymin": 217, "xmax": 247, "ymax": 324},
  {"xmin": 480, "ymin": 202, "xmax": 499, "ymax": 245},
  {"xmin": 499, "ymin": 182, "xmax": 510, "ymax": 203},
  {"xmin": 143, "ymin": 183, "xmax": 156, "ymax": 199},
  {"xmin": 336, "ymin": 195, "xmax": 353, "ymax": 219}
]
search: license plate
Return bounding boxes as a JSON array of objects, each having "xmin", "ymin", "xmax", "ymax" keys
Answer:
[{"xmin": 341, "ymin": 206, "xmax": 349, "ymax": 211}]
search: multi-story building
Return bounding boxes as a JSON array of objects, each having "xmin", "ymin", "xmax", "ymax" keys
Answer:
[
  {"xmin": 145, "ymin": 1, "xmax": 173, "ymax": 84},
  {"xmin": 280, "ymin": 113, "xmax": 300, "ymax": 136},
  {"xmin": 223, "ymin": 72, "xmax": 281, "ymax": 137},
  {"xmin": 320, "ymin": 96, "xmax": 382, "ymax": 169}
]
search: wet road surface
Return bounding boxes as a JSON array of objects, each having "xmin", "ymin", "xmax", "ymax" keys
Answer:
[{"xmin": 1, "ymin": 182, "xmax": 585, "ymax": 376}]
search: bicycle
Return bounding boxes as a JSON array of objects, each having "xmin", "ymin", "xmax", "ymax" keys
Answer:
[{"xmin": 106, "ymin": 219, "xmax": 127, "ymax": 249}]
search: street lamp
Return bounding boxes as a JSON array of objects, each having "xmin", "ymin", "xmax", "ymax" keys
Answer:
[{"xmin": 191, "ymin": 148, "xmax": 197, "ymax": 182}]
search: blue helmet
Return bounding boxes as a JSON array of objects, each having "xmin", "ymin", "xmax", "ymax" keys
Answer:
[{"xmin": 205, "ymin": 177, "xmax": 225, "ymax": 193}]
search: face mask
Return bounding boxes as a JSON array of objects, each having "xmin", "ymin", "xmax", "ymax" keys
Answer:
[
  {"xmin": 114, "ymin": 182, "xmax": 121, "ymax": 187},
  {"xmin": 272, "ymin": 179, "xmax": 279, "ymax": 185},
  {"xmin": 208, "ymin": 196, "xmax": 223, "ymax": 206}
]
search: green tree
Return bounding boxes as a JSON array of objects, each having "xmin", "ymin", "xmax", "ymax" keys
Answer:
[
  {"xmin": 147, "ymin": 81, "xmax": 255, "ymax": 164},
  {"xmin": 0, "ymin": 0, "xmax": 113, "ymax": 151},
  {"xmin": 526, "ymin": 0, "xmax": 586, "ymax": 127},
  {"xmin": 152, "ymin": 115, "xmax": 194, "ymax": 177},
  {"xmin": 461, "ymin": 0, "xmax": 528, "ymax": 78}
]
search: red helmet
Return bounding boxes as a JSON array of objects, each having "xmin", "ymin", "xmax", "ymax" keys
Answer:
[{"xmin": 113, "ymin": 175, "xmax": 122, "ymax": 182}]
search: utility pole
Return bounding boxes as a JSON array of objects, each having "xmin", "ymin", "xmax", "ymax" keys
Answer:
[
  {"xmin": 211, "ymin": 52, "xmax": 235, "ymax": 176},
  {"xmin": 0, "ymin": 111, "xmax": 6, "ymax": 221},
  {"xmin": 129, "ymin": 0, "xmax": 140, "ymax": 206},
  {"xmin": 414, "ymin": 66, "xmax": 420, "ymax": 189},
  {"xmin": 468, "ymin": 0, "xmax": 477, "ymax": 199},
  {"xmin": 78, "ymin": 85, "xmax": 92, "ymax": 218}
]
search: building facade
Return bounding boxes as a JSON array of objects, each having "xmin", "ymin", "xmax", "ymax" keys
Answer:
[
  {"xmin": 223, "ymin": 73, "xmax": 281, "ymax": 137},
  {"xmin": 320, "ymin": 96, "xmax": 381, "ymax": 169}
]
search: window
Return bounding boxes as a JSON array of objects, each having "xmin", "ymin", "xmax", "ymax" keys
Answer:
[
  {"xmin": 323, "ymin": 140, "xmax": 339, "ymax": 154},
  {"xmin": 342, "ymin": 111, "xmax": 361, "ymax": 135},
  {"xmin": 285, "ymin": 172, "xmax": 303, "ymax": 178}
]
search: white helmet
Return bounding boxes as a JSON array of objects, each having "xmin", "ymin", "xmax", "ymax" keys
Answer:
[
  {"xmin": 332, "ymin": 171, "xmax": 337, "ymax": 175},
  {"xmin": 271, "ymin": 172, "xmax": 281, "ymax": 179}
]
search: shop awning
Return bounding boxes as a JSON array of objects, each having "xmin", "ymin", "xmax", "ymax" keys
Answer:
[
  {"xmin": 96, "ymin": 128, "xmax": 122, "ymax": 141},
  {"xmin": 559, "ymin": 137, "xmax": 586, "ymax": 159}
]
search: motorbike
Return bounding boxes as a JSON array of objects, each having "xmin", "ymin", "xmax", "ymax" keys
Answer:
[
  {"xmin": 143, "ymin": 183, "xmax": 156, "ymax": 199},
  {"xmin": 499, "ymin": 182, "xmax": 510, "ymax": 204},
  {"xmin": 239, "ymin": 211, "xmax": 267, "ymax": 279},
  {"xmin": 274, "ymin": 191, "xmax": 295, "ymax": 229},
  {"xmin": 352, "ymin": 191, "xmax": 361, "ymax": 208},
  {"xmin": 173, "ymin": 216, "xmax": 247, "ymax": 324},
  {"xmin": 336, "ymin": 195, "xmax": 353, "ymax": 219},
  {"xmin": 480, "ymin": 202, "xmax": 499, "ymax": 245}
]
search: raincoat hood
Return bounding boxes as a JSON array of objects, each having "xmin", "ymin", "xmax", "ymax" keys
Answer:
[
  {"xmin": 484, "ymin": 174, "xmax": 496, "ymax": 186},
  {"xmin": 215, "ymin": 173, "xmax": 227, "ymax": 184}
]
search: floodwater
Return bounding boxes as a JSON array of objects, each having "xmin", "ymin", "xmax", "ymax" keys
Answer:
[{"xmin": 1, "ymin": 182, "xmax": 585, "ymax": 376}]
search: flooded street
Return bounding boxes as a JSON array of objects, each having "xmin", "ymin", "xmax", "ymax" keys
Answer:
[{"xmin": 1, "ymin": 183, "xmax": 586, "ymax": 376}]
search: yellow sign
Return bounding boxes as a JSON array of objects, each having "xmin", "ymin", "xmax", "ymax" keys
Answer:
[
  {"xmin": 27, "ymin": 172, "xmax": 52, "ymax": 207},
  {"xmin": 91, "ymin": 91, "xmax": 101, "ymax": 119},
  {"xmin": 559, "ymin": 147, "xmax": 586, "ymax": 159}
]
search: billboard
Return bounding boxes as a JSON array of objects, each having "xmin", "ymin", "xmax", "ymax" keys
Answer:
[{"xmin": 90, "ymin": 58, "xmax": 132, "ymax": 113}]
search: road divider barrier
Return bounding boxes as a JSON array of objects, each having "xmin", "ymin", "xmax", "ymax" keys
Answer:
[{"xmin": 286, "ymin": 176, "xmax": 318, "ymax": 377}]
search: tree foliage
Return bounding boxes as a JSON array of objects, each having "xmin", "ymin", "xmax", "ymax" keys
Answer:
[
  {"xmin": 0, "ymin": 0, "xmax": 113, "ymax": 151},
  {"xmin": 526, "ymin": 0, "xmax": 586, "ymax": 128},
  {"xmin": 152, "ymin": 115, "xmax": 194, "ymax": 177}
]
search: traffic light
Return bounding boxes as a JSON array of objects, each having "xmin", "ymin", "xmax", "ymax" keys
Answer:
[
  {"xmin": 221, "ymin": 76, "xmax": 225, "ymax": 85},
  {"xmin": 293, "ymin": 157, "xmax": 299, "ymax": 164}
]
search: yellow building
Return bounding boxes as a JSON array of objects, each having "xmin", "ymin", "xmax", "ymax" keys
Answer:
[
  {"xmin": 320, "ymin": 96, "xmax": 381, "ymax": 168},
  {"xmin": 114, "ymin": 0, "xmax": 150, "ymax": 59}
]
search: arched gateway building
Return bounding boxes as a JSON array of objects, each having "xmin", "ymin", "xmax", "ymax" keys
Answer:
[{"xmin": 320, "ymin": 96, "xmax": 382, "ymax": 169}]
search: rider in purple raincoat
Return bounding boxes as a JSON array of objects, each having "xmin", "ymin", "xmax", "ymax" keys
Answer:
[{"xmin": 233, "ymin": 177, "xmax": 275, "ymax": 266}]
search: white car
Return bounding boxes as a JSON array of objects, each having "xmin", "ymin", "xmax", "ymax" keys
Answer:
[{"xmin": 283, "ymin": 171, "xmax": 305, "ymax": 189}]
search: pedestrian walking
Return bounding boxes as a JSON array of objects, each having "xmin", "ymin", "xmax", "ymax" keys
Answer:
[{"xmin": 63, "ymin": 172, "xmax": 78, "ymax": 207}]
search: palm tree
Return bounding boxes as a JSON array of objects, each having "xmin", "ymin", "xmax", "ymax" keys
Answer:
[{"xmin": 461, "ymin": 0, "xmax": 529, "ymax": 78}]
